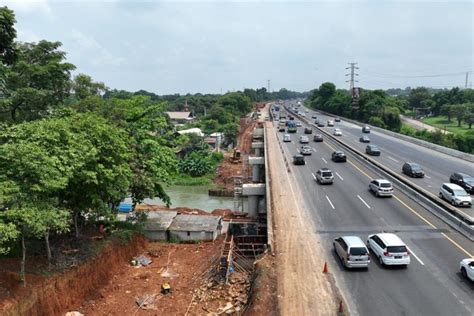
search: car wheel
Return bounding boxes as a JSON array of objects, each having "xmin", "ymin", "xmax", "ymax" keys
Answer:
[
  {"xmin": 438, "ymin": 192, "xmax": 443, "ymax": 199},
  {"xmin": 451, "ymin": 200, "xmax": 456, "ymax": 206},
  {"xmin": 378, "ymin": 256, "xmax": 384, "ymax": 266},
  {"xmin": 461, "ymin": 267, "xmax": 467, "ymax": 278},
  {"xmin": 375, "ymin": 191, "xmax": 379, "ymax": 197}
]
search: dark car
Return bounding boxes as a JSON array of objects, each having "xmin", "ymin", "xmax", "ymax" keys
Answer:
[
  {"xmin": 450, "ymin": 172, "xmax": 474, "ymax": 194},
  {"xmin": 293, "ymin": 154, "xmax": 306, "ymax": 165},
  {"xmin": 317, "ymin": 122, "xmax": 325, "ymax": 127},
  {"xmin": 313, "ymin": 134, "xmax": 323, "ymax": 142},
  {"xmin": 304, "ymin": 127, "xmax": 313, "ymax": 134},
  {"xmin": 335, "ymin": 117, "xmax": 341, "ymax": 122},
  {"xmin": 312, "ymin": 115, "xmax": 318, "ymax": 119},
  {"xmin": 366, "ymin": 145, "xmax": 381, "ymax": 156},
  {"xmin": 359, "ymin": 136, "xmax": 370, "ymax": 143},
  {"xmin": 402, "ymin": 162, "xmax": 425, "ymax": 178},
  {"xmin": 331, "ymin": 151, "xmax": 347, "ymax": 162}
]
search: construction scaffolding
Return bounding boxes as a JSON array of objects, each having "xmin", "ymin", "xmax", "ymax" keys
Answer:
[{"xmin": 233, "ymin": 176, "xmax": 243, "ymax": 212}]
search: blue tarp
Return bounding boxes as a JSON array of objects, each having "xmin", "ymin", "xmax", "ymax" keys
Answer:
[{"xmin": 118, "ymin": 202, "xmax": 133, "ymax": 213}]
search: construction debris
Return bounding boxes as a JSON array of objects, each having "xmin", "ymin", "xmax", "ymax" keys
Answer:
[
  {"xmin": 135, "ymin": 293, "xmax": 158, "ymax": 310},
  {"xmin": 131, "ymin": 254, "xmax": 152, "ymax": 267}
]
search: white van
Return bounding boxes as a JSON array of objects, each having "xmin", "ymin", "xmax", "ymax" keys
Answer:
[{"xmin": 367, "ymin": 233, "xmax": 410, "ymax": 266}]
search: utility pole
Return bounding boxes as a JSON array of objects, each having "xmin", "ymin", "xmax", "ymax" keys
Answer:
[
  {"xmin": 346, "ymin": 62, "xmax": 359, "ymax": 110},
  {"xmin": 465, "ymin": 72, "xmax": 469, "ymax": 89},
  {"xmin": 267, "ymin": 79, "xmax": 271, "ymax": 92}
]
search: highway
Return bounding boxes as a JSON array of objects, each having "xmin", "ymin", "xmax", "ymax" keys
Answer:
[
  {"xmin": 293, "ymin": 104, "xmax": 474, "ymax": 221},
  {"xmin": 271, "ymin": 106, "xmax": 474, "ymax": 315}
]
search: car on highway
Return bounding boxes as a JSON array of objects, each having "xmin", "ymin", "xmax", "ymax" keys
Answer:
[
  {"xmin": 369, "ymin": 179, "xmax": 393, "ymax": 197},
  {"xmin": 359, "ymin": 136, "xmax": 370, "ymax": 143},
  {"xmin": 334, "ymin": 236, "xmax": 370, "ymax": 269},
  {"xmin": 460, "ymin": 258, "xmax": 474, "ymax": 281},
  {"xmin": 305, "ymin": 109, "xmax": 309, "ymax": 113},
  {"xmin": 312, "ymin": 115, "xmax": 317, "ymax": 119},
  {"xmin": 299, "ymin": 135, "xmax": 309, "ymax": 144},
  {"xmin": 301, "ymin": 113, "xmax": 306, "ymax": 117},
  {"xmin": 304, "ymin": 127, "xmax": 313, "ymax": 134},
  {"xmin": 293, "ymin": 154, "xmax": 305, "ymax": 165},
  {"xmin": 315, "ymin": 168, "xmax": 334, "ymax": 184},
  {"xmin": 317, "ymin": 122, "xmax": 325, "ymax": 127},
  {"xmin": 313, "ymin": 134, "xmax": 323, "ymax": 142},
  {"xmin": 362, "ymin": 125, "xmax": 371, "ymax": 133},
  {"xmin": 333, "ymin": 128, "xmax": 342, "ymax": 136},
  {"xmin": 335, "ymin": 117, "xmax": 341, "ymax": 122},
  {"xmin": 331, "ymin": 151, "xmax": 347, "ymax": 162},
  {"xmin": 296, "ymin": 121, "xmax": 302, "ymax": 127},
  {"xmin": 327, "ymin": 120, "xmax": 335, "ymax": 127},
  {"xmin": 439, "ymin": 183, "xmax": 472, "ymax": 207},
  {"xmin": 283, "ymin": 134, "xmax": 291, "ymax": 142},
  {"xmin": 367, "ymin": 233, "xmax": 410, "ymax": 266},
  {"xmin": 300, "ymin": 145, "xmax": 312, "ymax": 155},
  {"xmin": 402, "ymin": 162, "xmax": 425, "ymax": 178},
  {"xmin": 449, "ymin": 172, "xmax": 474, "ymax": 194},
  {"xmin": 366, "ymin": 145, "xmax": 381, "ymax": 156}
]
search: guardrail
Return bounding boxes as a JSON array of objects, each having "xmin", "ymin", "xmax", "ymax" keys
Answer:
[
  {"xmin": 263, "ymin": 121, "xmax": 275, "ymax": 255},
  {"xmin": 285, "ymin": 106, "xmax": 474, "ymax": 240}
]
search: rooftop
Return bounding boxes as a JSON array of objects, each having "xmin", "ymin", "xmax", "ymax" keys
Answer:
[
  {"xmin": 165, "ymin": 111, "xmax": 193, "ymax": 120},
  {"xmin": 144, "ymin": 211, "xmax": 178, "ymax": 231},
  {"xmin": 168, "ymin": 214, "xmax": 221, "ymax": 232}
]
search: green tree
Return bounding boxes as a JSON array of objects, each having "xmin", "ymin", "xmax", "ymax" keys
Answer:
[
  {"xmin": 368, "ymin": 116, "xmax": 386, "ymax": 128},
  {"xmin": 408, "ymin": 87, "xmax": 431, "ymax": 109},
  {"xmin": 0, "ymin": 6, "xmax": 17, "ymax": 65},
  {"xmin": 71, "ymin": 74, "xmax": 107, "ymax": 101},
  {"xmin": 464, "ymin": 106, "xmax": 474, "ymax": 129},
  {"xmin": 0, "ymin": 221, "xmax": 18, "ymax": 255},
  {"xmin": 0, "ymin": 40, "xmax": 75, "ymax": 121},
  {"xmin": 451, "ymin": 104, "xmax": 467, "ymax": 127},
  {"xmin": 440, "ymin": 104, "xmax": 454, "ymax": 122}
]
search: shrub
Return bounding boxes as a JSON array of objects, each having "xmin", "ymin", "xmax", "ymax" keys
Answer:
[{"xmin": 179, "ymin": 152, "xmax": 214, "ymax": 177}]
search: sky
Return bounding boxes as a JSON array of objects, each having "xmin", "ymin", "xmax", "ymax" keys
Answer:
[{"xmin": 4, "ymin": 0, "xmax": 474, "ymax": 94}]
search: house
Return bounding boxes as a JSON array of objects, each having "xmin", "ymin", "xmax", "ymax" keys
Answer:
[
  {"xmin": 205, "ymin": 132, "xmax": 224, "ymax": 151},
  {"xmin": 165, "ymin": 111, "xmax": 194, "ymax": 125},
  {"xmin": 168, "ymin": 214, "xmax": 223, "ymax": 242},
  {"xmin": 143, "ymin": 211, "xmax": 178, "ymax": 241}
]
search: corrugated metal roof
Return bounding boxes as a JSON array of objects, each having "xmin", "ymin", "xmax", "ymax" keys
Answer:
[
  {"xmin": 144, "ymin": 211, "xmax": 178, "ymax": 231},
  {"xmin": 168, "ymin": 214, "xmax": 221, "ymax": 232}
]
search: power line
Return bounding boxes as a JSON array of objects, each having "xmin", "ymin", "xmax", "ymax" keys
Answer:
[
  {"xmin": 345, "ymin": 62, "xmax": 359, "ymax": 90},
  {"xmin": 364, "ymin": 70, "xmax": 473, "ymax": 78}
]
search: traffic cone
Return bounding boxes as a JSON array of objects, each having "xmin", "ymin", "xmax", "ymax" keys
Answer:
[
  {"xmin": 323, "ymin": 262, "xmax": 328, "ymax": 273},
  {"xmin": 338, "ymin": 301, "xmax": 344, "ymax": 313}
]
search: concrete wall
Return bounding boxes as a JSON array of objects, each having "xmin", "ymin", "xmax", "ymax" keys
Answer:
[
  {"xmin": 169, "ymin": 230, "xmax": 217, "ymax": 242},
  {"xmin": 143, "ymin": 230, "xmax": 168, "ymax": 241}
]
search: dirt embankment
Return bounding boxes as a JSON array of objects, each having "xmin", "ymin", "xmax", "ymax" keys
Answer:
[{"xmin": 1, "ymin": 235, "xmax": 147, "ymax": 316}]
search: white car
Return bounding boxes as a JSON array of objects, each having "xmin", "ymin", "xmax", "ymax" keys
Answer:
[
  {"xmin": 333, "ymin": 128, "xmax": 342, "ymax": 136},
  {"xmin": 283, "ymin": 134, "xmax": 291, "ymax": 142},
  {"xmin": 327, "ymin": 120, "xmax": 335, "ymax": 127},
  {"xmin": 299, "ymin": 135, "xmax": 309, "ymax": 144},
  {"xmin": 296, "ymin": 121, "xmax": 302, "ymax": 127},
  {"xmin": 369, "ymin": 179, "xmax": 393, "ymax": 197},
  {"xmin": 301, "ymin": 113, "xmax": 306, "ymax": 117},
  {"xmin": 460, "ymin": 258, "xmax": 474, "ymax": 281},
  {"xmin": 439, "ymin": 183, "xmax": 472, "ymax": 207},
  {"xmin": 367, "ymin": 233, "xmax": 410, "ymax": 266}
]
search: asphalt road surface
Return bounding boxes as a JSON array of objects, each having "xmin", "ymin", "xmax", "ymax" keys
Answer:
[{"xmin": 271, "ymin": 105, "xmax": 474, "ymax": 315}]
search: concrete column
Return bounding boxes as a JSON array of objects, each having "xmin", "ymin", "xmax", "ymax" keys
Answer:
[
  {"xmin": 247, "ymin": 196, "xmax": 259, "ymax": 217},
  {"xmin": 242, "ymin": 184, "xmax": 266, "ymax": 218},
  {"xmin": 252, "ymin": 165, "xmax": 260, "ymax": 182},
  {"xmin": 252, "ymin": 142, "xmax": 264, "ymax": 157},
  {"xmin": 255, "ymin": 148, "xmax": 262, "ymax": 157}
]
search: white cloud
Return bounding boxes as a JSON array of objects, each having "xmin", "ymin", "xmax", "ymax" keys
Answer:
[
  {"xmin": 3, "ymin": 0, "xmax": 53, "ymax": 17},
  {"xmin": 16, "ymin": 28, "xmax": 41, "ymax": 42},
  {"xmin": 69, "ymin": 30, "xmax": 126, "ymax": 66}
]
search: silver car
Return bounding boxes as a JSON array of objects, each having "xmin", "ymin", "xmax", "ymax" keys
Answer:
[
  {"xmin": 369, "ymin": 179, "xmax": 393, "ymax": 197},
  {"xmin": 439, "ymin": 183, "xmax": 472, "ymax": 207},
  {"xmin": 334, "ymin": 236, "xmax": 370, "ymax": 269},
  {"xmin": 315, "ymin": 168, "xmax": 334, "ymax": 184}
]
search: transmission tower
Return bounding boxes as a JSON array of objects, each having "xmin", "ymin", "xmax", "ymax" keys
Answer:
[
  {"xmin": 346, "ymin": 62, "xmax": 360, "ymax": 109},
  {"xmin": 465, "ymin": 72, "xmax": 469, "ymax": 89},
  {"xmin": 267, "ymin": 79, "xmax": 271, "ymax": 92}
]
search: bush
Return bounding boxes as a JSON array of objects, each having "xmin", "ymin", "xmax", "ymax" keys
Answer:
[
  {"xmin": 368, "ymin": 116, "xmax": 387, "ymax": 128},
  {"xmin": 179, "ymin": 152, "xmax": 214, "ymax": 177}
]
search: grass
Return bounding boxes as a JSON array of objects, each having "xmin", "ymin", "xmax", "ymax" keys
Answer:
[
  {"xmin": 169, "ymin": 173, "xmax": 214, "ymax": 186},
  {"xmin": 422, "ymin": 116, "xmax": 472, "ymax": 136}
]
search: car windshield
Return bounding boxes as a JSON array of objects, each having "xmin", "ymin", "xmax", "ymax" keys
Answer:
[
  {"xmin": 411, "ymin": 165, "xmax": 421, "ymax": 171},
  {"xmin": 464, "ymin": 177, "xmax": 474, "ymax": 185},
  {"xmin": 380, "ymin": 183, "xmax": 391, "ymax": 188},
  {"xmin": 453, "ymin": 189, "xmax": 469, "ymax": 196},
  {"xmin": 387, "ymin": 246, "xmax": 407, "ymax": 253},
  {"xmin": 350, "ymin": 247, "xmax": 368, "ymax": 255},
  {"xmin": 322, "ymin": 172, "xmax": 332, "ymax": 177}
]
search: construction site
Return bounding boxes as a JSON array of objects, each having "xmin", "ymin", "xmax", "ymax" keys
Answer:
[{"xmin": 0, "ymin": 103, "xmax": 278, "ymax": 316}]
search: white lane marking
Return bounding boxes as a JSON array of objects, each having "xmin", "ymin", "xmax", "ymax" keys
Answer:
[
  {"xmin": 326, "ymin": 195, "xmax": 335, "ymax": 209},
  {"xmin": 291, "ymin": 141, "xmax": 295, "ymax": 145},
  {"xmin": 335, "ymin": 172, "xmax": 343, "ymax": 181},
  {"xmin": 312, "ymin": 147, "xmax": 317, "ymax": 152},
  {"xmin": 322, "ymin": 157, "xmax": 328, "ymax": 164},
  {"xmin": 427, "ymin": 185, "xmax": 432, "ymax": 188},
  {"xmin": 312, "ymin": 173, "xmax": 316, "ymax": 180},
  {"xmin": 408, "ymin": 247, "xmax": 425, "ymax": 266},
  {"xmin": 388, "ymin": 156, "xmax": 399, "ymax": 163},
  {"xmin": 357, "ymin": 195, "xmax": 371, "ymax": 209},
  {"xmin": 425, "ymin": 175, "xmax": 431, "ymax": 179}
]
